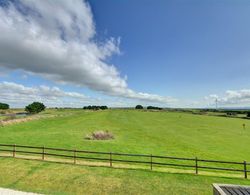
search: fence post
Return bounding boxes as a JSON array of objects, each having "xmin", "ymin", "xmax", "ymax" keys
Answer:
[
  {"xmin": 150, "ymin": 154, "xmax": 153, "ymax": 170},
  {"xmin": 74, "ymin": 150, "xmax": 76, "ymax": 164},
  {"xmin": 244, "ymin": 161, "xmax": 247, "ymax": 179},
  {"xmin": 13, "ymin": 144, "xmax": 16, "ymax": 158},
  {"xmin": 195, "ymin": 157, "xmax": 198, "ymax": 174},
  {"xmin": 110, "ymin": 152, "xmax": 112, "ymax": 167},
  {"xmin": 42, "ymin": 146, "xmax": 45, "ymax": 160}
]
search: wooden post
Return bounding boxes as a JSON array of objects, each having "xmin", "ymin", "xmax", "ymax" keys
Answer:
[
  {"xmin": 244, "ymin": 161, "xmax": 247, "ymax": 179},
  {"xmin": 74, "ymin": 150, "xmax": 76, "ymax": 164},
  {"xmin": 13, "ymin": 144, "xmax": 16, "ymax": 158},
  {"xmin": 195, "ymin": 157, "xmax": 198, "ymax": 174},
  {"xmin": 42, "ymin": 146, "xmax": 45, "ymax": 160},
  {"xmin": 150, "ymin": 154, "xmax": 153, "ymax": 170},
  {"xmin": 110, "ymin": 152, "xmax": 112, "ymax": 167}
]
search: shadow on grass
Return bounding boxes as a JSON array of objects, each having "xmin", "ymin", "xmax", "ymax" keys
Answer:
[{"xmin": 0, "ymin": 154, "xmax": 247, "ymax": 182}]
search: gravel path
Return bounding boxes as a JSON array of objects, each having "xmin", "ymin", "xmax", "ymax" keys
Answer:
[{"xmin": 0, "ymin": 188, "xmax": 42, "ymax": 195}]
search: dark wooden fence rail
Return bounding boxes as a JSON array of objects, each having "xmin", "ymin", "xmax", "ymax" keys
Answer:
[{"xmin": 0, "ymin": 143, "xmax": 248, "ymax": 179}]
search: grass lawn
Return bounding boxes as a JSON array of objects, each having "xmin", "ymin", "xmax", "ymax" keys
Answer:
[
  {"xmin": 0, "ymin": 109, "xmax": 250, "ymax": 194},
  {"xmin": 0, "ymin": 109, "xmax": 250, "ymax": 161},
  {"xmin": 0, "ymin": 157, "xmax": 250, "ymax": 195}
]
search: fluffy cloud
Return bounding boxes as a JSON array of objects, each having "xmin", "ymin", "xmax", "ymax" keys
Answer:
[
  {"xmin": 205, "ymin": 90, "xmax": 250, "ymax": 106},
  {"xmin": 0, "ymin": 81, "xmax": 94, "ymax": 107},
  {"xmin": 0, "ymin": 0, "xmax": 175, "ymax": 104}
]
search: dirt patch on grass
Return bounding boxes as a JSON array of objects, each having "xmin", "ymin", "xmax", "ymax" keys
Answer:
[{"xmin": 85, "ymin": 131, "xmax": 114, "ymax": 140}]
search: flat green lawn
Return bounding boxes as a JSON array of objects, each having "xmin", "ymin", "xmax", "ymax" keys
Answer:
[
  {"xmin": 1, "ymin": 109, "xmax": 250, "ymax": 161},
  {"xmin": 0, "ymin": 109, "xmax": 250, "ymax": 194},
  {"xmin": 0, "ymin": 157, "xmax": 250, "ymax": 195}
]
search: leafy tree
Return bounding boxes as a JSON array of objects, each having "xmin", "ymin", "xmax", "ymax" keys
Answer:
[
  {"xmin": 0, "ymin": 103, "xmax": 9, "ymax": 110},
  {"xmin": 83, "ymin": 105, "xmax": 108, "ymax": 110},
  {"xmin": 147, "ymin": 106, "xmax": 162, "ymax": 110},
  {"xmin": 100, "ymin": 106, "xmax": 108, "ymax": 110},
  {"xmin": 135, "ymin": 105, "xmax": 143, "ymax": 109},
  {"xmin": 247, "ymin": 112, "xmax": 250, "ymax": 118},
  {"xmin": 25, "ymin": 102, "xmax": 46, "ymax": 114}
]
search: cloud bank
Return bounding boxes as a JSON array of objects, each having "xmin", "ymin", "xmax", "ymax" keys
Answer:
[
  {"xmin": 0, "ymin": 81, "xmax": 95, "ymax": 107},
  {"xmin": 0, "ymin": 0, "xmax": 175, "ymax": 104},
  {"xmin": 206, "ymin": 89, "xmax": 250, "ymax": 106}
]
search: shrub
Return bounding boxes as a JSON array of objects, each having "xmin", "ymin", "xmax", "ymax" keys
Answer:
[
  {"xmin": 147, "ymin": 106, "xmax": 162, "ymax": 110},
  {"xmin": 0, "ymin": 103, "xmax": 9, "ymax": 110},
  {"xmin": 83, "ymin": 105, "xmax": 108, "ymax": 110},
  {"xmin": 85, "ymin": 130, "xmax": 114, "ymax": 140},
  {"xmin": 226, "ymin": 112, "xmax": 237, "ymax": 116},
  {"xmin": 100, "ymin": 106, "xmax": 108, "ymax": 110},
  {"xmin": 0, "ymin": 110, "xmax": 6, "ymax": 114},
  {"xmin": 135, "ymin": 105, "xmax": 143, "ymax": 109},
  {"xmin": 25, "ymin": 102, "xmax": 46, "ymax": 114}
]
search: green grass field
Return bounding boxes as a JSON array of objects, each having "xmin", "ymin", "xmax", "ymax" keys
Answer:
[
  {"xmin": 1, "ymin": 157, "xmax": 250, "ymax": 195},
  {"xmin": 0, "ymin": 109, "xmax": 250, "ymax": 194}
]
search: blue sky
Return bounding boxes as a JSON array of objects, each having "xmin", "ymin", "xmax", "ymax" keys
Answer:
[
  {"xmin": 1, "ymin": 0, "xmax": 250, "ymax": 108},
  {"xmin": 90, "ymin": 0, "xmax": 250, "ymax": 96}
]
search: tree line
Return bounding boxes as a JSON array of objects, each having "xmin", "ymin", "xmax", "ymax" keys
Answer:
[
  {"xmin": 135, "ymin": 105, "xmax": 162, "ymax": 110},
  {"xmin": 2, "ymin": 101, "xmax": 250, "ymax": 118},
  {"xmin": 0, "ymin": 102, "xmax": 45, "ymax": 114},
  {"xmin": 83, "ymin": 105, "xmax": 108, "ymax": 110}
]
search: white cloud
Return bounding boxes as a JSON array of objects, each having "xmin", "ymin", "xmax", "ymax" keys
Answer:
[
  {"xmin": 205, "ymin": 89, "xmax": 250, "ymax": 106},
  {"xmin": 0, "ymin": 0, "xmax": 175, "ymax": 104},
  {"xmin": 0, "ymin": 81, "xmax": 94, "ymax": 107}
]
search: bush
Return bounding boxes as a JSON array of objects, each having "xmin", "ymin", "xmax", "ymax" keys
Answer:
[
  {"xmin": 85, "ymin": 130, "xmax": 114, "ymax": 140},
  {"xmin": 25, "ymin": 102, "xmax": 46, "ymax": 114},
  {"xmin": 83, "ymin": 105, "xmax": 108, "ymax": 110},
  {"xmin": 0, "ymin": 110, "xmax": 6, "ymax": 114},
  {"xmin": 135, "ymin": 105, "xmax": 143, "ymax": 109},
  {"xmin": 0, "ymin": 103, "xmax": 9, "ymax": 110},
  {"xmin": 100, "ymin": 106, "xmax": 108, "ymax": 110},
  {"xmin": 147, "ymin": 106, "xmax": 162, "ymax": 110},
  {"xmin": 226, "ymin": 112, "xmax": 237, "ymax": 116}
]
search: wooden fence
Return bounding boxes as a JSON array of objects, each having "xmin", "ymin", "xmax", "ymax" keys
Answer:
[{"xmin": 0, "ymin": 143, "xmax": 248, "ymax": 179}]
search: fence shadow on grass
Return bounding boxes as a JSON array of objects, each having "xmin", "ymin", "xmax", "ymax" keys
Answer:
[{"xmin": 0, "ymin": 143, "xmax": 248, "ymax": 179}]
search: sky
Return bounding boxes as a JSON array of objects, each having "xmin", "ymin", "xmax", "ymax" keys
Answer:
[{"xmin": 1, "ymin": 0, "xmax": 250, "ymax": 108}]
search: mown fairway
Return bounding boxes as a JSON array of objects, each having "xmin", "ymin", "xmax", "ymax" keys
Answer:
[
  {"xmin": 0, "ymin": 109, "xmax": 250, "ymax": 161},
  {"xmin": 0, "ymin": 109, "xmax": 250, "ymax": 194}
]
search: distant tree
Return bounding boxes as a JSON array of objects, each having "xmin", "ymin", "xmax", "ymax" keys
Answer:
[
  {"xmin": 247, "ymin": 112, "xmax": 250, "ymax": 118},
  {"xmin": 83, "ymin": 105, "xmax": 108, "ymax": 110},
  {"xmin": 100, "ymin": 106, "xmax": 108, "ymax": 110},
  {"xmin": 0, "ymin": 103, "xmax": 9, "ymax": 110},
  {"xmin": 135, "ymin": 105, "xmax": 143, "ymax": 109},
  {"xmin": 25, "ymin": 102, "xmax": 45, "ymax": 114},
  {"xmin": 147, "ymin": 106, "xmax": 162, "ymax": 110},
  {"xmin": 226, "ymin": 112, "xmax": 237, "ymax": 116}
]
